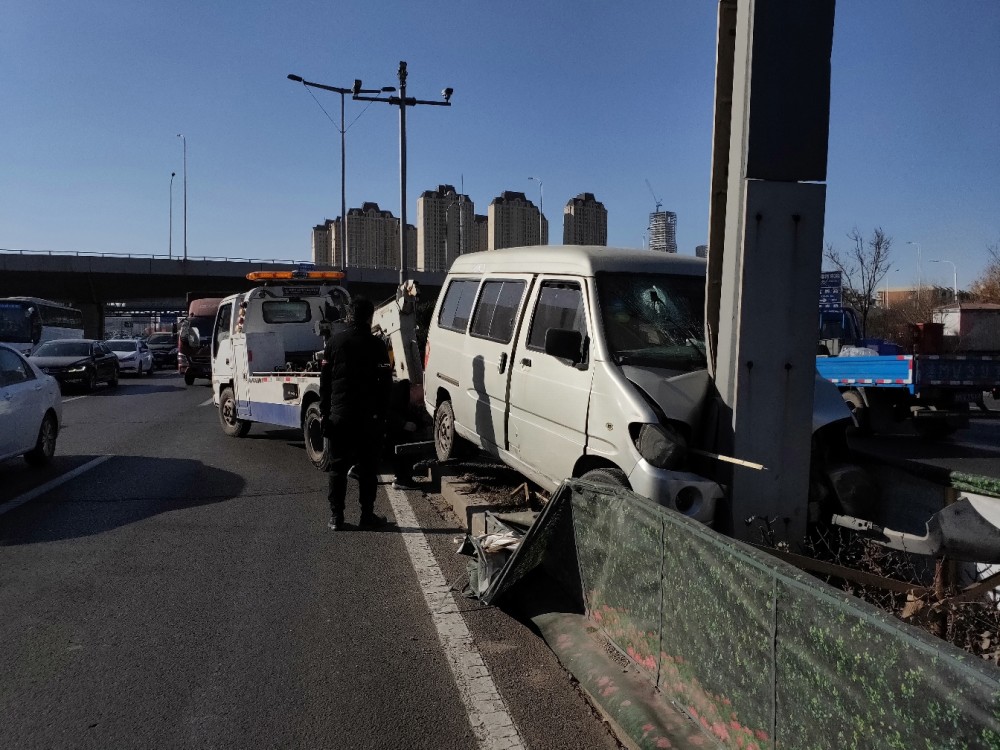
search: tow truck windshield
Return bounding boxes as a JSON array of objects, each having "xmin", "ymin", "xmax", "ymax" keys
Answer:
[{"xmin": 596, "ymin": 271, "xmax": 707, "ymax": 372}]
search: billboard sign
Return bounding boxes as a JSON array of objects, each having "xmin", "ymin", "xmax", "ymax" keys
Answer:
[{"xmin": 819, "ymin": 271, "xmax": 842, "ymax": 310}]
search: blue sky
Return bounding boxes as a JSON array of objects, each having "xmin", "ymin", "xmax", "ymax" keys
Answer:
[{"xmin": 2, "ymin": 2, "xmax": 997, "ymax": 292}]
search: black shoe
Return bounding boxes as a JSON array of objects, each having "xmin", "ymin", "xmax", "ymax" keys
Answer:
[
  {"xmin": 391, "ymin": 477, "xmax": 420, "ymax": 491},
  {"xmin": 328, "ymin": 513, "xmax": 346, "ymax": 531},
  {"xmin": 358, "ymin": 513, "xmax": 388, "ymax": 530},
  {"xmin": 347, "ymin": 465, "xmax": 360, "ymax": 481}
]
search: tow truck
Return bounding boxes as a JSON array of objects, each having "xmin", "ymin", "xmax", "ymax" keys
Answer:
[{"xmin": 210, "ymin": 269, "xmax": 423, "ymax": 469}]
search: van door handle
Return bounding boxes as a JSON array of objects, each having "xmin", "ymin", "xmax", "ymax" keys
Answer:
[
  {"xmin": 521, "ymin": 358, "xmax": 531, "ymax": 367},
  {"xmin": 497, "ymin": 352, "xmax": 508, "ymax": 374}
]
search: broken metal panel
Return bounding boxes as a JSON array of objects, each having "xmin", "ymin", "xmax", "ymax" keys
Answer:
[
  {"xmin": 479, "ymin": 479, "xmax": 1000, "ymax": 747},
  {"xmin": 834, "ymin": 491, "xmax": 1000, "ymax": 563}
]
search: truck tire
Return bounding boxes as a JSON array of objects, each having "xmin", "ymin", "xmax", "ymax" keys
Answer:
[
  {"xmin": 433, "ymin": 400, "xmax": 473, "ymax": 462},
  {"xmin": 303, "ymin": 402, "xmax": 333, "ymax": 471},
  {"xmin": 580, "ymin": 467, "xmax": 631, "ymax": 490},
  {"xmin": 219, "ymin": 387, "xmax": 251, "ymax": 438},
  {"xmin": 184, "ymin": 370, "xmax": 196, "ymax": 386},
  {"xmin": 842, "ymin": 390, "xmax": 871, "ymax": 435}
]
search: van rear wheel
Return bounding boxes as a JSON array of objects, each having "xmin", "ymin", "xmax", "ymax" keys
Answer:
[
  {"xmin": 219, "ymin": 387, "xmax": 251, "ymax": 437},
  {"xmin": 434, "ymin": 400, "xmax": 473, "ymax": 462}
]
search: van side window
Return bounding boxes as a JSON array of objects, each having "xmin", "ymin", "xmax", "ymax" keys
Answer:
[
  {"xmin": 438, "ymin": 279, "xmax": 479, "ymax": 332},
  {"xmin": 527, "ymin": 282, "xmax": 587, "ymax": 357},
  {"xmin": 470, "ymin": 280, "xmax": 525, "ymax": 343}
]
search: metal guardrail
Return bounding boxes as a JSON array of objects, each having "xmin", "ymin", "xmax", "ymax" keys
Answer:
[{"xmin": 0, "ymin": 248, "xmax": 305, "ymax": 265}]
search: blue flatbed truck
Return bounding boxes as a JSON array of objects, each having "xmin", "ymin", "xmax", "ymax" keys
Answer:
[{"xmin": 816, "ymin": 350, "xmax": 1000, "ymax": 437}]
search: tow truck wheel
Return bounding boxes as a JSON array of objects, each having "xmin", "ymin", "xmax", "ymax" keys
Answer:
[
  {"xmin": 219, "ymin": 387, "xmax": 251, "ymax": 438},
  {"xmin": 303, "ymin": 403, "xmax": 333, "ymax": 471},
  {"xmin": 433, "ymin": 399, "xmax": 473, "ymax": 462},
  {"xmin": 184, "ymin": 370, "xmax": 196, "ymax": 386}
]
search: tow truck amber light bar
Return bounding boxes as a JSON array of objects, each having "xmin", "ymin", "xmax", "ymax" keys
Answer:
[{"xmin": 246, "ymin": 271, "xmax": 346, "ymax": 281}]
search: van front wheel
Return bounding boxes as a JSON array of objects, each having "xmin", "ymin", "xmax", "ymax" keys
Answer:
[
  {"xmin": 434, "ymin": 400, "xmax": 472, "ymax": 462},
  {"xmin": 580, "ymin": 467, "xmax": 631, "ymax": 490}
]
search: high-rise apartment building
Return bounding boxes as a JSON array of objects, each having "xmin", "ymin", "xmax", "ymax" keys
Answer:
[
  {"xmin": 488, "ymin": 191, "xmax": 548, "ymax": 250},
  {"xmin": 344, "ymin": 202, "xmax": 415, "ymax": 270},
  {"xmin": 648, "ymin": 211, "xmax": 678, "ymax": 254},
  {"xmin": 695, "ymin": 244, "xmax": 708, "ymax": 258},
  {"xmin": 311, "ymin": 219, "xmax": 339, "ymax": 267},
  {"xmin": 416, "ymin": 184, "xmax": 474, "ymax": 272},
  {"xmin": 471, "ymin": 215, "xmax": 489, "ymax": 254},
  {"xmin": 562, "ymin": 193, "xmax": 607, "ymax": 246}
]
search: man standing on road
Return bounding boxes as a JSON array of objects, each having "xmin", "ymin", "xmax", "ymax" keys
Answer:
[{"xmin": 319, "ymin": 296, "xmax": 393, "ymax": 530}]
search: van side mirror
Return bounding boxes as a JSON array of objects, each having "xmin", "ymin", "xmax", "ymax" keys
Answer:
[
  {"xmin": 188, "ymin": 328, "xmax": 201, "ymax": 348},
  {"xmin": 544, "ymin": 328, "xmax": 583, "ymax": 365}
]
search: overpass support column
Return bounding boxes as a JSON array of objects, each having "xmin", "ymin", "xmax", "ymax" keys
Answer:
[
  {"xmin": 78, "ymin": 303, "xmax": 104, "ymax": 340},
  {"xmin": 706, "ymin": 0, "xmax": 836, "ymax": 545}
]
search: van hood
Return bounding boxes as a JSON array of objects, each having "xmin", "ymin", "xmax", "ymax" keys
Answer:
[
  {"xmin": 621, "ymin": 366, "xmax": 710, "ymax": 429},
  {"xmin": 621, "ymin": 367, "xmax": 851, "ymax": 435}
]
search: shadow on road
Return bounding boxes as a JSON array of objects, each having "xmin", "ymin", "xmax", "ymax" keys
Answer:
[{"xmin": 0, "ymin": 456, "xmax": 245, "ymax": 546}]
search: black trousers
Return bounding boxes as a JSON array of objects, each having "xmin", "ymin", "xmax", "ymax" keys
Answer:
[{"xmin": 326, "ymin": 422, "xmax": 381, "ymax": 516}]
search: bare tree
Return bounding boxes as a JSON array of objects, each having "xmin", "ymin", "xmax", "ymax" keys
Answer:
[
  {"xmin": 824, "ymin": 227, "xmax": 894, "ymax": 338},
  {"xmin": 970, "ymin": 241, "xmax": 1000, "ymax": 303}
]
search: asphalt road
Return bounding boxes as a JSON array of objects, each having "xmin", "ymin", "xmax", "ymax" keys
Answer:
[{"xmin": 0, "ymin": 372, "xmax": 620, "ymax": 750}]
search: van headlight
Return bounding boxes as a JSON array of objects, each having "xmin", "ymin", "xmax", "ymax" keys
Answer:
[{"xmin": 631, "ymin": 423, "xmax": 686, "ymax": 469}]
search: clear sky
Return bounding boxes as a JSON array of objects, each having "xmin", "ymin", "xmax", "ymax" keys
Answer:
[{"xmin": 2, "ymin": 2, "xmax": 997, "ymax": 292}]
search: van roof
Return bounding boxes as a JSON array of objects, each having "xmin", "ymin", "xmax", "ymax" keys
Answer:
[{"xmin": 446, "ymin": 245, "xmax": 707, "ymax": 277}]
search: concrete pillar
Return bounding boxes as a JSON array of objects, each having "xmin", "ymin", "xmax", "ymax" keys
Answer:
[{"xmin": 706, "ymin": 0, "xmax": 836, "ymax": 544}]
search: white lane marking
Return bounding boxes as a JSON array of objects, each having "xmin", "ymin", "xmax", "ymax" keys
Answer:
[
  {"xmin": 383, "ymin": 476, "xmax": 526, "ymax": 750},
  {"xmin": 62, "ymin": 395, "xmax": 88, "ymax": 403},
  {"xmin": 200, "ymin": 398, "xmax": 214, "ymax": 407},
  {"xmin": 0, "ymin": 455, "xmax": 111, "ymax": 517}
]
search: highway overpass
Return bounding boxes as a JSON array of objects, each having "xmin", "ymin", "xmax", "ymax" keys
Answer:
[{"xmin": 0, "ymin": 249, "xmax": 446, "ymax": 337}]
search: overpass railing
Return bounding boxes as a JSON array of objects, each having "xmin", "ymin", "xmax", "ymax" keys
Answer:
[{"xmin": 0, "ymin": 248, "xmax": 307, "ymax": 265}]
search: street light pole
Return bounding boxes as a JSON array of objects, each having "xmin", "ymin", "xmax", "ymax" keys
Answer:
[
  {"xmin": 352, "ymin": 61, "xmax": 453, "ymax": 285},
  {"xmin": 930, "ymin": 259, "xmax": 959, "ymax": 302},
  {"xmin": 169, "ymin": 171, "xmax": 175, "ymax": 259},
  {"xmin": 907, "ymin": 240, "xmax": 922, "ymax": 301},
  {"xmin": 529, "ymin": 176, "xmax": 544, "ymax": 244},
  {"xmin": 176, "ymin": 134, "xmax": 187, "ymax": 261}
]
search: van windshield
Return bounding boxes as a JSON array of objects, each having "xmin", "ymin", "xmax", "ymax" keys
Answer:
[{"xmin": 596, "ymin": 271, "xmax": 707, "ymax": 372}]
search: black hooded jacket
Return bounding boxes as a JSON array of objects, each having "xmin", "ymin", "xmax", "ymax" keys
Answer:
[{"xmin": 319, "ymin": 324, "xmax": 392, "ymax": 436}]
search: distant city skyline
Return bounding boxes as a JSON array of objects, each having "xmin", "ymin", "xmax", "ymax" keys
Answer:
[{"xmin": 3, "ymin": 4, "xmax": 996, "ymax": 291}]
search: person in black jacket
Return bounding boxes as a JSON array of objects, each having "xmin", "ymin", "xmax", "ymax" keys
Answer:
[{"xmin": 319, "ymin": 296, "xmax": 393, "ymax": 530}]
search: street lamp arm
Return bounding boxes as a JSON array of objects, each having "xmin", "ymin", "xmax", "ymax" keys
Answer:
[{"xmin": 288, "ymin": 74, "xmax": 387, "ymax": 96}]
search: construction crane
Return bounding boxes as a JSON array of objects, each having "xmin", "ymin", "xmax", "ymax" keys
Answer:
[{"xmin": 645, "ymin": 179, "xmax": 663, "ymax": 212}]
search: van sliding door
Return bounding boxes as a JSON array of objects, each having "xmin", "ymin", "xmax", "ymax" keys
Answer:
[{"xmin": 462, "ymin": 276, "xmax": 533, "ymax": 453}]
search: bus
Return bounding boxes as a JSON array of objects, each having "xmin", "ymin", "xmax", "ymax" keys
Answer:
[{"xmin": 0, "ymin": 297, "xmax": 85, "ymax": 356}]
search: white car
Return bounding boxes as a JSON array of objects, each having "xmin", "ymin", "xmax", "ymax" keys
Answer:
[
  {"xmin": 0, "ymin": 343, "xmax": 62, "ymax": 465},
  {"xmin": 105, "ymin": 339, "xmax": 154, "ymax": 376}
]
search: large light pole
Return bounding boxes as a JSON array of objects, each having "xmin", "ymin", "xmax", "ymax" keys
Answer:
[
  {"xmin": 906, "ymin": 240, "xmax": 922, "ymax": 300},
  {"xmin": 353, "ymin": 62, "xmax": 453, "ymax": 285},
  {"xmin": 287, "ymin": 75, "xmax": 393, "ymax": 270},
  {"xmin": 176, "ymin": 134, "xmax": 187, "ymax": 261},
  {"xmin": 930, "ymin": 258, "xmax": 959, "ymax": 302},
  {"xmin": 528, "ymin": 176, "xmax": 544, "ymax": 245},
  {"xmin": 169, "ymin": 171, "xmax": 176, "ymax": 259}
]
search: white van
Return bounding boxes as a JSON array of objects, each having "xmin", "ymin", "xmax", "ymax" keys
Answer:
[{"xmin": 423, "ymin": 245, "xmax": 851, "ymax": 525}]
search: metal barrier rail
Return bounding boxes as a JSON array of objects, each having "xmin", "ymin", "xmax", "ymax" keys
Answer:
[{"xmin": 0, "ymin": 248, "xmax": 303, "ymax": 265}]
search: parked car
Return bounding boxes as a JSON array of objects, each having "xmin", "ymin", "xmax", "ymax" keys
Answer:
[
  {"xmin": 105, "ymin": 338, "xmax": 154, "ymax": 376},
  {"xmin": 145, "ymin": 332, "xmax": 179, "ymax": 370},
  {"xmin": 0, "ymin": 342, "xmax": 62, "ymax": 465},
  {"xmin": 29, "ymin": 339, "xmax": 119, "ymax": 391}
]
